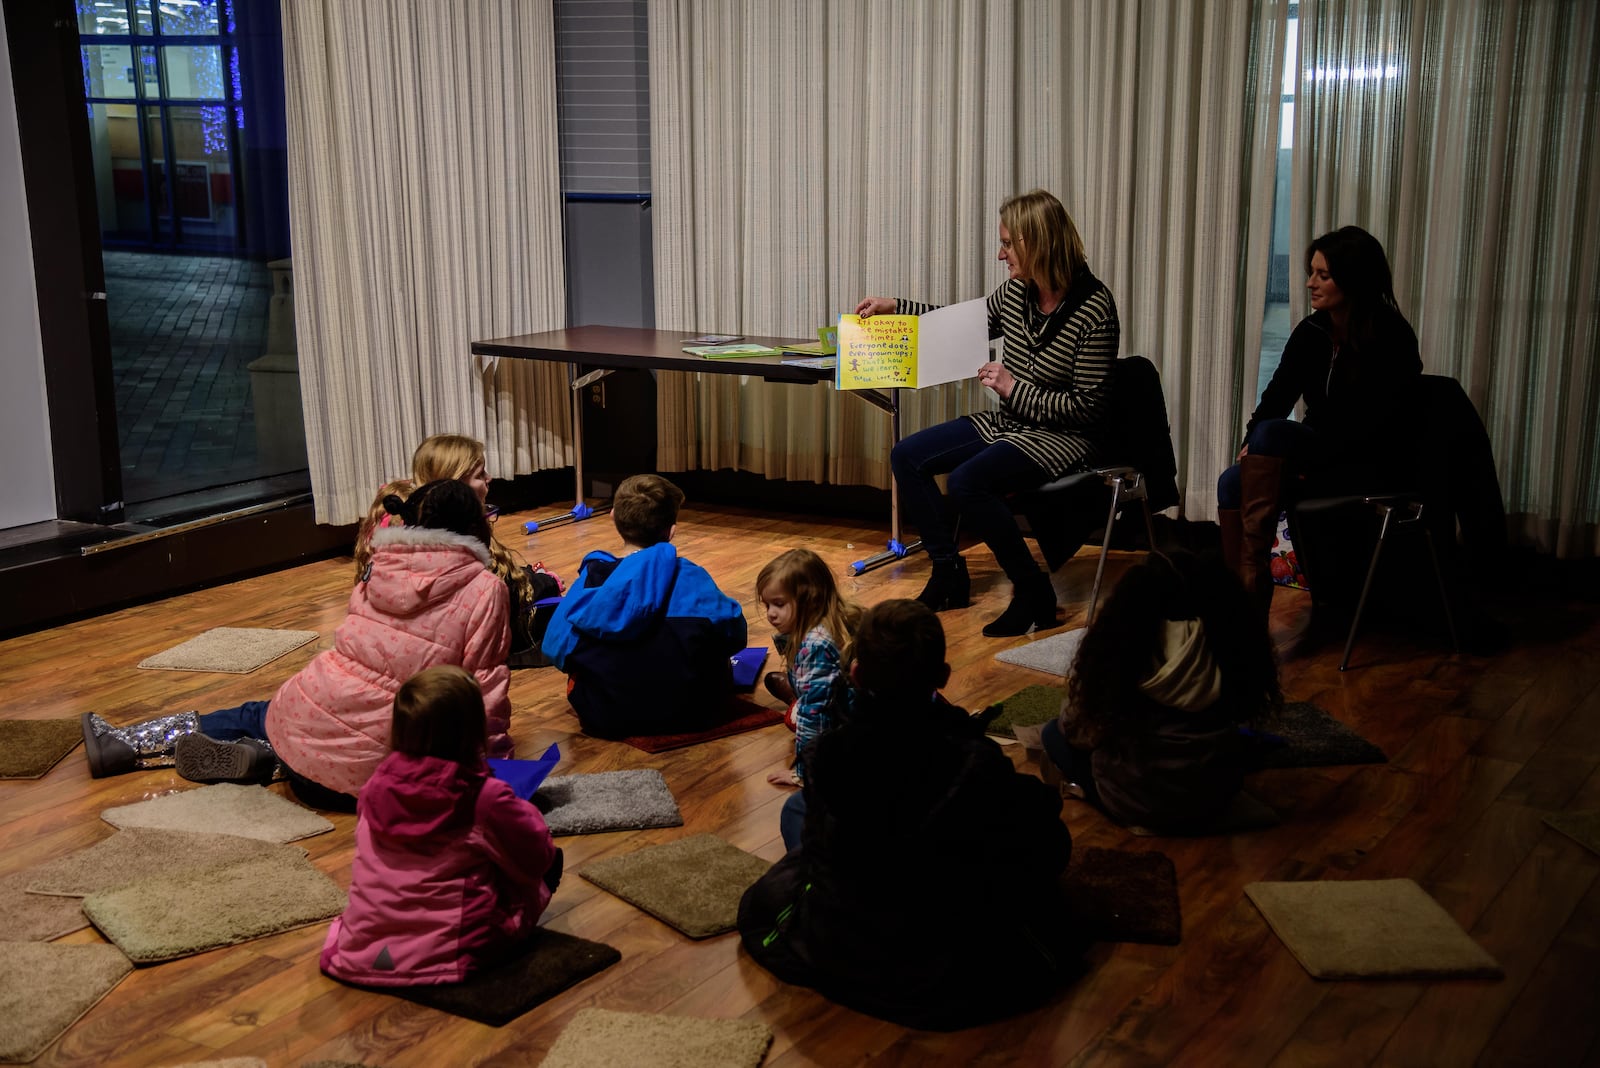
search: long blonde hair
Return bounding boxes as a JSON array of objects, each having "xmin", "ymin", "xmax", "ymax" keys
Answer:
[
  {"xmin": 353, "ymin": 435, "xmax": 534, "ymax": 608},
  {"xmin": 756, "ymin": 549, "xmax": 863, "ymax": 671}
]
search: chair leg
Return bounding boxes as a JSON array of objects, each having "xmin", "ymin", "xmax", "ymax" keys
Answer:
[
  {"xmin": 1086, "ymin": 479, "xmax": 1124, "ymax": 626},
  {"xmin": 1340, "ymin": 505, "xmax": 1396, "ymax": 672},
  {"xmin": 1424, "ymin": 527, "xmax": 1461, "ymax": 654},
  {"xmin": 1140, "ymin": 498, "xmax": 1158, "ymax": 553}
]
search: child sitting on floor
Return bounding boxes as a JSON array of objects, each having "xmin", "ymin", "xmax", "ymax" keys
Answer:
[
  {"xmin": 1040, "ymin": 550, "xmax": 1282, "ymax": 834},
  {"xmin": 737, "ymin": 599, "xmax": 1081, "ymax": 1031},
  {"xmin": 80, "ymin": 479, "xmax": 513, "ymax": 811},
  {"xmin": 321, "ymin": 666, "xmax": 561, "ymax": 986},
  {"xmin": 540, "ymin": 474, "xmax": 747, "ymax": 738},
  {"xmin": 755, "ymin": 548, "xmax": 862, "ymax": 788}
]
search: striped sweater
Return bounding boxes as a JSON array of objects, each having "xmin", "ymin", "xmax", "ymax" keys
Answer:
[{"xmin": 897, "ymin": 271, "xmax": 1119, "ymax": 478}]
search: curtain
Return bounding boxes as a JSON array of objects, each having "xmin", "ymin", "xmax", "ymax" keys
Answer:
[
  {"xmin": 649, "ymin": 0, "xmax": 1285, "ymax": 522},
  {"xmin": 1296, "ymin": 0, "xmax": 1600, "ymax": 557},
  {"xmin": 280, "ymin": 0, "xmax": 570, "ymax": 525}
]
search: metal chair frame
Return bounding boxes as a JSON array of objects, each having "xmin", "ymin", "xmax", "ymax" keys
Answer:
[{"xmin": 1336, "ymin": 494, "xmax": 1460, "ymax": 671}]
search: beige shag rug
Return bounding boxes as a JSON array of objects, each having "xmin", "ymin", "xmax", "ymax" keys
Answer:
[
  {"xmin": 1245, "ymin": 878, "xmax": 1503, "ymax": 980},
  {"xmin": 580, "ymin": 834, "xmax": 771, "ymax": 939},
  {"xmin": 993, "ymin": 626, "xmax": 1086, "ymax": 676},
  {"xmin": 102, "ymin": 783, "xmax": 333, "ymax": 843},
  {"xmin": 0, "ymin": 718, "xmax": 83, "ymax": 779},
  {"xmin": 542, "ymin": 1008, "xmax": 773, "ymax": 1068},
  {"xmin": 137, "ymin": 627, "xmax": 318, "ymax": 674},
  {"xmin": 25, "ymin": 828, "xmax": 307, "ymax": 897},
  {"xmin": 84, "ymin": 852, "xmax": 346, "ymax": 963},
  {"xmin": 0, "ymin": 941, "xmax": 131, "ymax": 1063},
  {"xmin": 0, "ymin": 871, "xmax": 88, "ymax": 942}
]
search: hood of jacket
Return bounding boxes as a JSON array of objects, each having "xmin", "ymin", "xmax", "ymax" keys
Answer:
[
  {"xmin": 1138, "ymin": 618, "xmax": 1223, "ymax": 713},
  {"xmin": 360, "ymin": 751, "xmax": 487, "ymax": 838},
  {"xmin": 566, "ymin": 542, "xmax": 680, "ymax": 642},
  {"xmin": 364, "ymin": 526, "xmax": 495, "ymax": 620}
]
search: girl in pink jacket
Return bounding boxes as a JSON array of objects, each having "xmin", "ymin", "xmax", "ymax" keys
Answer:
[
  {"xmin": 79, "ymin": 480, "xmax": 513, "ymax": 810},
  {"xmin": 321, "ymin": 665, "xmax": 561, "ymax": 985}
]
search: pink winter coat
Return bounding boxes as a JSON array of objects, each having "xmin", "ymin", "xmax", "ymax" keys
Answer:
[
  {"xmin": 320, "ymin": 751, "xmax": 558, "ymax": 985},
  {"xmin": 265, "ymin": 526, "xmax": 512, "ymax": 797}
]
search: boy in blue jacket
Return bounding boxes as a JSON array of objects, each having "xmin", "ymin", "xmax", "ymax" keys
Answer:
[{"xmin": 541, "ymin": 474, "xmax": 748, "ymax": 738}]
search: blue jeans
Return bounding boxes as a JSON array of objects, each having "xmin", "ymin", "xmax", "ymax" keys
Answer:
[
  {"xmin": 1216, "ymin": 418, "xmax": 1323, "ymax": 509},
  {"xmin": 198, "ymin": 701, "xmax": 270, "ymax": 740},
  {"xmin": 779, "ymin": 790, "xmax": 807, "ymax": 853},
  {"xmin": 1040, "ymin": 718, "xmax": 1101, "ymax": 807},
  {"xmin": 890, "ymin": 417, "xmax": 1050, "ymax": 583}
]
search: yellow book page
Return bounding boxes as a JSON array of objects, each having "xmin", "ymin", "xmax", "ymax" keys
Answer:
[{"xmin": 836, "ymin": 314, "xmax": 919, "ymax": 389}]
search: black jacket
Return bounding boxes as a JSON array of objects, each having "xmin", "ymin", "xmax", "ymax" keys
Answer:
[{"xmin": 737, "ymin": 695, "xmax": 1080, "ymax": 1030}]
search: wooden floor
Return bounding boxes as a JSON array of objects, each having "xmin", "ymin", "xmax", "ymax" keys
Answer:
[{"xmin": 3, "ymin": 500, "xmax": 1598, "ymax": 1067}]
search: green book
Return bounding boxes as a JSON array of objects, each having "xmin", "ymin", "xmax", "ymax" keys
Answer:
[{"xmin": 682, "ymin": 343, "xmax": 783, "ymax": 358}]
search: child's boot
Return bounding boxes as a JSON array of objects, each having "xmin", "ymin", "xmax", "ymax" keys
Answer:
[
  {"xmin": 80, "ymin": 711, "xmax": 199, "ymax": 778},
  {"xmin": 174, "ymin": 734, "xmax": 278, "ymax": 784}
]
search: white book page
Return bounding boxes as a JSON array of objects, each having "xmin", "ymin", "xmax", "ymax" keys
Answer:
[{"xmin": 915, "ymin": 297, "xmax": 989, "ymax": 389}]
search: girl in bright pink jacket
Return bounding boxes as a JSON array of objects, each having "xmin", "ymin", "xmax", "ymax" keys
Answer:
[
  {"xmin": 321, "ymin": 665, "xmax": 561, "ymax": 985},
  {"xmin": 79, "ymin": 479, "xmax": 513, "ymax": 810}
]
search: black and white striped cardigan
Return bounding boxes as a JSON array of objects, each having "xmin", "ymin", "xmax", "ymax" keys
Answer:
[{"xmin": 897, "ymin": 271, "xmax": 1119, "ymax": 479}]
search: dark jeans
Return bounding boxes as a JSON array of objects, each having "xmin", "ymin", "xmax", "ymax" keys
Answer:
[
  {"xmin": 890, "ymin": 417, "xmax": 1051, "ymax": 583},
  {"xmin": 779, "ymin": 790, "xmax": 807, "ymax": 852},
  {"xmin": 198, "ymin": 700, "xmax": 357, "ymax": 813},
  {"xmin": 1040, "ymin": 718, "xmax": 1101, "ymax": 807},
  {"xmin": 1216, "ymin": 418, "xmax": 1323, "ymax": 510}
]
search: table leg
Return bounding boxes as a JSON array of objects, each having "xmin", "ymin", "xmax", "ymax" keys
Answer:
[
  {"xmin": 523, "ymin": 365, "xmax": 611, "ymax": 533},
  {"xmin": 849, "ymin": 387, "xmax": 925, "ymax": 574}
]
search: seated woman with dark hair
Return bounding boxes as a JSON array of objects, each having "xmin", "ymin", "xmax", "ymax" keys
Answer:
[
  {"xmin": 1218, "ymin": 225, "xmax": 1423, "ymax": 612},
  {"xmin": 1040, "ymin": 550, "xmax": 1283, "ymax": 834}
]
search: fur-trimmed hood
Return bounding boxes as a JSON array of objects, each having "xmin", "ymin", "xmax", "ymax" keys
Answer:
[{"xmin": 364, "ymin": 525, "xmax": 496, "ymax": 621}]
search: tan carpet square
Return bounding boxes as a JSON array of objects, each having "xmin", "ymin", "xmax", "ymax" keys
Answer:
[
  {"xmin": 84, "ymin": 852, "xmax": 345, "ymax": 963},
  {"xmin": 1245, "ymin": 878, "xmax": 1502, "ymax": 980},
  {"xmin": 138, "ymin": 627, "xmax": 318, "ymax": 673},
  {"xmin": 580, "ymin": 834, "xmax": 771, "ymax": 939},
  {"xmin": 102, "ymin": 783, "xmax": 333, "ymax": 843},
  {"xmin": 0, "ymin": 942, "xmax": 131, "ymax": 1063},
  {"xmin": 25, "ymin": 828, "xmax": 306, "ymax": 897},
  {"xmin": 542, "ymin": 1008, "xmax": 773, "ymax": 1068}
]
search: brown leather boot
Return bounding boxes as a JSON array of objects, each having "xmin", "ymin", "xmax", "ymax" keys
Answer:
[{"xmin": 1237, "ymin": 454, "xmax": 1285, "ymax": 608}]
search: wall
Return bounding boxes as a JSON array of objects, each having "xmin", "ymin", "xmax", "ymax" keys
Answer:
[{"xmin": 0, "ymin": 10, "xmax": 57, "ymax": 530}]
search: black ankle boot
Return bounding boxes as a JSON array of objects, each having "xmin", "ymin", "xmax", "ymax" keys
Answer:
[
  {"xmin": 916, "ymin": 557, "xmax": 971, "ymax": 612},
  {"xmin": 982, "ymin": 573, "xmax": 1059, "ymax": 638}
]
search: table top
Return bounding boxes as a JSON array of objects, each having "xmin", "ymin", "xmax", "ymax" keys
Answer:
[{"xmin": 470, "ymin": 326, "xmax": 834, "ymax": 384}]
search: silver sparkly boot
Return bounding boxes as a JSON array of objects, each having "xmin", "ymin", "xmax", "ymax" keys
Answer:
[
  {"xmin": 174, "ymin": 733, "xmax": 279, "ymax": 785},
  {"xmin": 80, "ymin": 711, "xmax": 200, "ymax": 778}
]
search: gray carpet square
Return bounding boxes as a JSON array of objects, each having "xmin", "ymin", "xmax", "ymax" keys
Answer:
[{"xmin": 536, "ymin": 769, "xmax": 683, "ymax": 836}]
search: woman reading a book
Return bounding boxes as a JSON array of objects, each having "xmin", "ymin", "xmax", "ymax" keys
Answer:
[{"xmin": 855, "ymin": 188, "xmax": 1119, "ymax": 638}]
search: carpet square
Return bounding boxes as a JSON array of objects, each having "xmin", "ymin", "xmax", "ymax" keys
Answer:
[
  {"xmin": 345, "ymin": 926, "xmax": 620, "ymax": 1027},
  {"xmin": 25, "ymin": 828, "xmax": 306, "ymax": 897},
  {"xmin": 983, "ymin": 684, "xmax": 1064, "ymax": 741},
  {"xmin": 1062, "ymin": 847, "xmax": 1182, "ymax": 945},
  {"xmin": 0, "ymin": 719, "xmax": 82, "ymax": 779},
  {"xmin": 619, "ymin": 697, "xmax": 784, "ymax": 754},
  {"xmin": 137, "ymin": 627, "xmax": 318, "ymax": 674},
  {"xmin": 0, "ymin": 871, "xmax": 89, "ymax": 942},
  {"xmin": 536, "ymin": 769, "xmax": 683, "ymax": 836},
  {"xmin": 102, "ymin": 783, "xmax": 333, "ymax": 843},
  {"xmin": 580, "ymin": 835, "xmax": 771, "ymax": 939},
  {"xmin": 1245, "ymin": 878, "xmax": 1502, "ymax": 979},
  {"xmin": 1247, "ymin": 702, "xmax": 1387, "ymax": 769},
  {"xmin": 0, "ymin": 942, "xmax": 131, "ymax": 1063},
  {"xmin": 542, "ymin": 1008, "xmax": 773, "ymax": 1068},
  {"xmin": 993, "ymin": 627, "xmax": 1086, "ymax": 677},
  {"xmin": 84, "ymin": 852, "xmax": 346, "ymax": 963}
]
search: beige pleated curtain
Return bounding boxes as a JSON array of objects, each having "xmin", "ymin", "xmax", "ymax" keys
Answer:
[
  {"xmin": 281, "ymin": 0, "xmax": 570, "ymax": 525},
  {"xmin": 1296, "ymin": 0, "xmax": 1600, "ymax": 556},
  {"xmin": 649, "ymin": 0, "xmax": 1288, "ymax": 521}
]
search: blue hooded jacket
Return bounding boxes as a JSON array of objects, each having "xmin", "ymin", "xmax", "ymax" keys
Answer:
[{"xmin": 541, "ymin": 543, "xmax": 747, "ymax": 737}]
